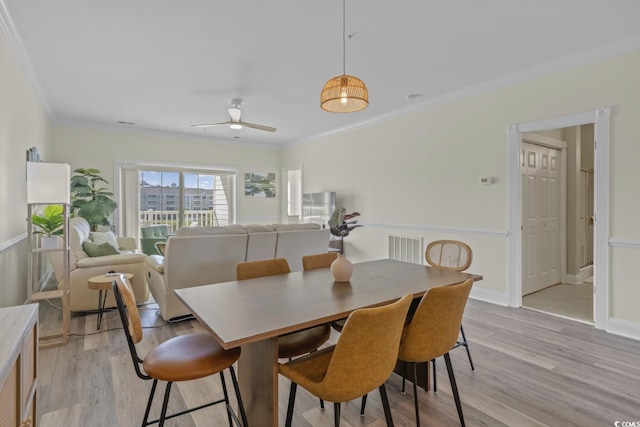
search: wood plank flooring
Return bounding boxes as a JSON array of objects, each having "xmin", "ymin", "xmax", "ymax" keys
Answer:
[{"xmin": 36, "ymin": 298, "xmax": 640, "ymax": 426}]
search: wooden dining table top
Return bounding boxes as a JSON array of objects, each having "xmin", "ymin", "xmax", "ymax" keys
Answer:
[{"xmin": 174, "ymin": 258, "xmax": 482, "ymax": 350}]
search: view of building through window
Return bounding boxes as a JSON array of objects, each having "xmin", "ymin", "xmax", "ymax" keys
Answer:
[{"xmin": 139, "ymin": 170, "xmax": 233, "ymax": 231}]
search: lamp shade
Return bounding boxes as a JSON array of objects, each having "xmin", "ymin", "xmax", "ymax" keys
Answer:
[
  {"xmin": 321, "ymin": 74, "xmax": 369, "ymax": 113},
  {"xmin": 27, "ymin": 162, "xmax": 71, "ymax": 204}
]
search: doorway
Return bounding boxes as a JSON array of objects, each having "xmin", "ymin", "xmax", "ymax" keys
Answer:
[
  {"xmin": 507, "ymin": 108, "xmax": 610, "ymax": 330},
  {"xmin": 520, "ymin": 128, "xmax": 594, "ymax": 323}
]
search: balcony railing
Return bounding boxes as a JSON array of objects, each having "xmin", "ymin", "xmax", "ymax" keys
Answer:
[{"xmin": 139, "ymin": 210, "xmax": 228, "ymax": 233}]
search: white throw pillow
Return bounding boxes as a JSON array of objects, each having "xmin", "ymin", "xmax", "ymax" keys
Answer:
[{"xmin": 90, "ymin": 231, "xmax": 120, "ymax": 251}]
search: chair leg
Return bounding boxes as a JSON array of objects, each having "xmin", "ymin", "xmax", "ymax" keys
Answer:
[
  {"xmin": 218, "ymin": 371, "xmax": 233, "ymax": 427},
  {"xmin": 142, "ymin": 379, "xmax": 158, "ymax": 427},
  {"xmin": 432, "ymin": 359, "xmax": 437, "ymax": 393},
  {"xmin": 320, "ymin": 398, "xmax": 325, "ymax": 409},
  {"xmin": 158, "ymin": 381, "xmax": 173, "ymax": 427},
  {"xmin": 401, "ymin": 360, "xmax": 407, "ymax": 394},
  {"xmin": 285, "ymin": 382, "xmax": 297, "ymax": 427},
  {"xmin": 360, "ymin": 394, "xmax": 367, "ymax": 416},
  {"xmin": 228, "ymin": 366, "xmax": 248, "ymax": 427},
  {"xmin": 379, "ymin": 384, "xmax": 394, "ymax": 427},
  {"xmin": 444, "ymin": 353, "xmax": 465, "ymax": 427},
  {"xmin": 460, "ymin": 325, "xmax": 475, "ymax": 371},
  {"xmin": 334, "ymin": 402, "xmax": 341, "ymax": 427},
  {"xmin": 412, "ymin": 362, "xmax": 420, "ymax": 427}
]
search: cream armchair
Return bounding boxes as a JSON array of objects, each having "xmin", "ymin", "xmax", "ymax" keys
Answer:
[{"xmin": 50, "ymin": 217, "xmax": 149, "ymax": 311}]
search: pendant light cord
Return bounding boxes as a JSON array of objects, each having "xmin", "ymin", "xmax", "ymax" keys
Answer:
[{"xmin": 342, "ymin": 0, "xmax": 346, "ymax": 75}]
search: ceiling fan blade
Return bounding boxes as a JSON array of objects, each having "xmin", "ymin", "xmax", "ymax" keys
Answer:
[
  {"xmin": 191, "ymin": 121, "xmax": 231, "ymax": 128},
  {"xmin": 240, "ymin": 121, "xmax": 277, "ymax": 132}
]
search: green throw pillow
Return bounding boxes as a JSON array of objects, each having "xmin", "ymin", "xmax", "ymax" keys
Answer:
[{"xmin": 83, "ymin": 241, "xmax": 119, "ymax": 257}]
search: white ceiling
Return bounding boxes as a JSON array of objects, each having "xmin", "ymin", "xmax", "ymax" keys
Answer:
[{"xmin": 2, "ymin": 0, "xmax": 640, "ymax": 147}]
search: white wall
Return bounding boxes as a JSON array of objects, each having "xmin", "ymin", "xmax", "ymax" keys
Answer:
[
  {"xmin": 281, "ymin": 51, "xmax": 640, "ymax": 328},
  {"xmin": 49, "ymin": 126, "xmax": 282, "ymax": 225},
  {"xmin": 0, "ymin": 31, "xmax": 52, "ymax": 307}
]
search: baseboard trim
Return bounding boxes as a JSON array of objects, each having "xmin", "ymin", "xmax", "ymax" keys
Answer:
[
  {"xmin": 470, "ymin": 287, "xmax": 509, "ymax": 306},
  {"xmin": 607, "ymin": 317, "xmax": 640, "ymax": 341},
  {"xmin": 565, "ymin": 265, "xmax": 594, "ymax": 285}
]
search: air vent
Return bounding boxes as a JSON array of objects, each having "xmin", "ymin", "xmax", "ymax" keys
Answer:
[
  {"xmin": 118, "ymin": 121, "xmax": 135, "ymax": 125},
  {"xmin": 388, "ymin": 234, "xmax": 423, "ymax": 264}
]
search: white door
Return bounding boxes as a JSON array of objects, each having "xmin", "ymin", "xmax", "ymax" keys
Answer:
[{"xmin": 522, "ymin": 142, "xmax": 561, "ymax": 295}]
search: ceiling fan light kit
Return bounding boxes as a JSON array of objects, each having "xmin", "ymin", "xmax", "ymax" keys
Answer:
[
  {"xmin": 191, "ymin": 102, "xmax": 276, "ymax": 132},
  {"xmin": 320, "ymin": 0, "xmax": 368, "ymax": 113}
]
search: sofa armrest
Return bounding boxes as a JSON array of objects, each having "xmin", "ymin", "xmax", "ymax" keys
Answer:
[
  {"xmin": 117, "ymin": 237, "xmax": 138, "ymax": 251},
  {"xmin": 76, "ymin": 252, "xmax": 147, "ymax": 268},
  {"xmin": 145, "ymin": 255, "xmax": 165, "ymax": 274}
]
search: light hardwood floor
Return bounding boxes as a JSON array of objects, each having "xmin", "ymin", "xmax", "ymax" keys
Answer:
[
  {"xmin": 522, "ymin": 282, "xmax": 593, "ymax": 323},
  {"xmin": 36, "ymin": 298, "xmax": 640, "ymax": 427}
]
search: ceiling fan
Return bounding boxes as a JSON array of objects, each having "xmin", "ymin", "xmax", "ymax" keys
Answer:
[{"xmin": 191, "ymin": 101, "xmax": 277, "ymax": 132}]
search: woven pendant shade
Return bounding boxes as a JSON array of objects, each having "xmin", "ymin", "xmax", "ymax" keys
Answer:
[{"xmin": 321, "ymin": 74, "xmax": 368, "ymax": 113}]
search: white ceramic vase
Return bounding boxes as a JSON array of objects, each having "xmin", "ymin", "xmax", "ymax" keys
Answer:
[{"xmin": 331, "ymin": 254, "xmax": 353, "ymax": 282}]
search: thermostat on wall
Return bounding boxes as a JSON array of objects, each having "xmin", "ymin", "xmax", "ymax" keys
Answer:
[{"xmin": 480, "ymin": 177, "xmax": 493, "ymax": 185}]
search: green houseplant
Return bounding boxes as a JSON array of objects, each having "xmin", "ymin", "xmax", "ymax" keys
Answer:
[
  {"xmin": 70, "ymin": 168, "xmax": 117, "ymax": 231},
  {"xmin": 32, "ymin": 204, "xmax": 64, "ymax": 237},
  {"xmin": 32, "ymin": 204, "xmax": 64, "ymax": 249}
]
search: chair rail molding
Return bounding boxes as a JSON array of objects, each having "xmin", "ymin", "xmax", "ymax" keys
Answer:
[{"xmin": 0, "ymin": 233, "xmax": 27, "ymax": 255}]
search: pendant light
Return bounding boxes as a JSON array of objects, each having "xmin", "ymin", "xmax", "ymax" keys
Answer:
[{"xmin": 320, "ymin": 0, "xmax": 368, "ymax": 113}]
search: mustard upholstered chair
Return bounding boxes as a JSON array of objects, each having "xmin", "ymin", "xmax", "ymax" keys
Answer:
[
  {"xmin": 301, "ymin": 252, "xmax": 337, "ymax": 271},
  {"xmin": 301, "ymin": 252, "xmax": 348, "ymax": 335},
  {"xmin": 399, "ymin": 279, "xmax": 474, "ymax": 426},
  {"xmin": 279, "ymin": 294, "xmax": 413, "ymax": 427},
  {"xmin": 236, "ymin": 258, "xmax": 331, "ymax": 359},
  {"xmin": 425, "ymin": 240, "xmax": 475, "ymax": 378},
  {"xmin": 112, "ymin": 274, "xmax": 248, "ymax": 427}
]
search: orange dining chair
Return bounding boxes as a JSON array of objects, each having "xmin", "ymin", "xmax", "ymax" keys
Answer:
[
  {"xmin": 112, "ymin": 274, "xmax": 248, "ymax": 427},
  {"xmin": 397, "ymin": 279, "xmax": 474, "ymax": 426},
  {"xmin": 236, "ymin": 258, "xmax": 331, "ymax": 359},
  {"xmin": 302, "ymin": 252, "xmax": 338, "ymax": 271},
  {"xmin": 301, "ymin": 252, "xmax": 347, "ymax": 334},
  {"xmin": 425, "ymin": 239, "xmax": 475, "ymax": 394},
  {"xmin": 279, "ymin": 294, "xmax": 413, "ymax": 427}
]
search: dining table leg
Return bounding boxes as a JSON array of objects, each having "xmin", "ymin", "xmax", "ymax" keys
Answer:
[{"xmin": 238, "ymin": 337, "xmax": 279, "ymax": 426}]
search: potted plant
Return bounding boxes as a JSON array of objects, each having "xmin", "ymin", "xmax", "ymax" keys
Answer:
[
  {"xmin": 70, "ymin": 168, "xmax": 118, "ymax": 231},
  {"xmin": 32, "ymin": 204, "xmax": 64, "ymax": 249}
]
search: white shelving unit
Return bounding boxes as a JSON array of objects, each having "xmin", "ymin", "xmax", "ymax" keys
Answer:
[{"xmin": 26, "ymin": 162, "xmax": 71, "ymax": 348}]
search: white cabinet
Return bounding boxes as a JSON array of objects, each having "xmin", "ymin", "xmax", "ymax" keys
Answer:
[{"xmin": 0, "ymin": 304, "xmax": 38, "ymax": 426}]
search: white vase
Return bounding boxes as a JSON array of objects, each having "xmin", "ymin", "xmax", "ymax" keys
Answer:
[
  {"xmin": 41, "ymin": 236, "xmax": 60, "ymax": 250},
  {"xmin": 331, "ymin": 254, "xmax": 353, "ymax": 282}
]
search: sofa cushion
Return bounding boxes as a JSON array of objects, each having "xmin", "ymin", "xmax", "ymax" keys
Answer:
[
  {"xmin": 76, "ymin": 252, "xmax": 148, "ymax": 268},
  {"xmin": 274, "ymin": 223, "xmax": 322, "ymax": 231},
  {"xmin": 174, "ymin": 225, "xmax": 247, "ymax": 236},
  {"xmin": 245, "ymin": 224, "xmax": 275, "ymax": 233},
  {"xmin": 82, "ymin": 241, "xmax": 119, "ymax": 257},
  {"xmin": 90, "ymin": 231, "xmax": 121, "ymax": 250}
]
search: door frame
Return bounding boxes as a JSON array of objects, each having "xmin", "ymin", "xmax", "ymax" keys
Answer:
[{"xmin": 507, "ymin": 107, "xmax": 610, "ymax": 330}]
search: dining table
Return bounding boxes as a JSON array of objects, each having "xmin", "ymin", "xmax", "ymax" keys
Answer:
[{"xmin": 174, "ymin": 258, "xmax": 482, "ymax": 426}]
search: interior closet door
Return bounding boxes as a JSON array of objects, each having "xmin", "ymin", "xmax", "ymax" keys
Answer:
[{"xmin": 522, "ymin": 142, "xmax": 561, "ymax": 295}]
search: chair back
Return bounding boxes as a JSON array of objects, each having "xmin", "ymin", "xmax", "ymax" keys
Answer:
[
  {"xmin": 302, "ymin": 252, "xmax": 338, "ymax": 271},
  {"xmin": 236, "ymin": 258, "xmax": 291, "ymax": 280},
  {"xmin": 112, "ymin": 274, "xmax": 149, "ymax": 379},
  {"xmin": 425, "ymin": 240, "xmax": 472, "ymax": 271},
  {"xmin": 399, "ymin": 279, "xmax": 473, "ymax": 362},
  {"xmin": 316, "ymin": 294, "xmax": 413, "ymax": 402}
]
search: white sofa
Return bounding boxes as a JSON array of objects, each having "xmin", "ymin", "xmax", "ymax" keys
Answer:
[
  {"xmin": 145, "ymin": 223, "xmax": 330, "ymax": 320},
  {"xmin": 50, "ymin": 217, "xmax": 149, "ymax": 311}
]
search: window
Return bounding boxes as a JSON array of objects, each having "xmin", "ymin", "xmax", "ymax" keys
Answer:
[
  {"xmin": 139, "ymin": 170, "xmax": 235, "ymax": 232},
  {"xmin": 117, "ymin": 162, "xmax": 236, "ymax": 240}
]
